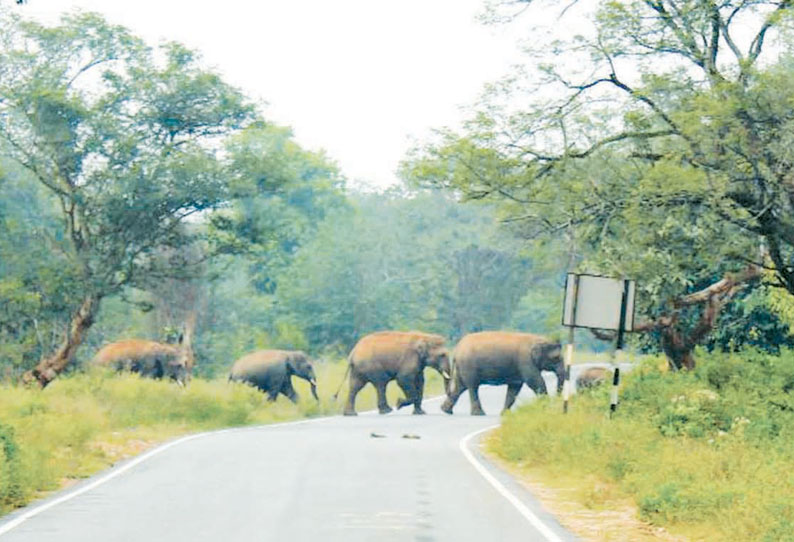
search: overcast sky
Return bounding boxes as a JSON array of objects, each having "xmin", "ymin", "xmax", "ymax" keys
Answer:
[{"xmin": 21, "ymin": 0, "xmax": 529, "ymax": 189}]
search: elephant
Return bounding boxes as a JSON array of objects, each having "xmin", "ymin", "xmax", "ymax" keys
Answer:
[
  {"xmin": 229, "ymin": 350, "xmax": 319, "ymax": 403},
  {"xmin": 342, "ymin": 331, "xmax": 450, "ymax": 416},
  {"xmin": 576, "ymin": 367, "xmax": 611, "ymax": 390},
  {"xmin": 441, "ymin": 331, "xmax": 564, "ymax": 416},
  {"xmin": 93, "ymin": 336, "xmax": 194, "ymax": 386}
]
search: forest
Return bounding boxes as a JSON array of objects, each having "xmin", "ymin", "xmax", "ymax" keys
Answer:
[
  {"xmin": 0, "ymin": 10, "xmax": 566, "ymax": 384},
  {"xmin": 3, "ymin": 2, "xmax": 794, "ymax": 539},
  {"xmin": 4, "ymin": 2, "xmax": 794, "ymax": 386}
]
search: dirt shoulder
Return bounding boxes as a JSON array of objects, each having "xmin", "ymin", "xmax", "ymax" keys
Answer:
[{"xmin": 481, "ymin": 443, "xmax": 687, "ymax": 542}]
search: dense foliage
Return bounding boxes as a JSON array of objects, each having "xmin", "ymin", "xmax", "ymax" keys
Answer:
[
  {"xmin": 192, "ymin": 190, "xmax": 559, "ymax": 376},
  {"xmin": 403, "ymin": 0, "xmax": 794, "ymax": 366},
  {"xmin": 0, "ymin": 10, "xmax": 565, "ymax": 382}
]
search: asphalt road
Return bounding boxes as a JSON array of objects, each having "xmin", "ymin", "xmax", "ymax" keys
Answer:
[{"xmin": 0, "ymin": 384, "xmax": 577, "ymax": 542}]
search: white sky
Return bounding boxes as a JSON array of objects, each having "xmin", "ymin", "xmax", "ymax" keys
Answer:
[{"xmin": 20, "ymin": 0, "xmax": 528, "ymax": 189}]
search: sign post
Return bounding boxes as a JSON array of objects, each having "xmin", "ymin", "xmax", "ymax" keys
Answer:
[
  {"xmin": 562, "ymin": 273, "xmax": 636, "ymax": 416},
  {"xmin": 609, "ymin": 279, "xmax": 631, "ymax": 417},
  {"xmin": 562, "ymin": 275, "xmax": 579, "ymax": 414}
]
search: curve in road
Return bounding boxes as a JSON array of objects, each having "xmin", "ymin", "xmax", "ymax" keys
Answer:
[{"xmin": 0, "ymin": 385, "xmax": 576, "ymax": 542}]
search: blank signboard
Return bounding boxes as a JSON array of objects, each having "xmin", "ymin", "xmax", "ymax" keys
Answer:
[{"xmin": 562, "ymin": 274, "xmax": 635, "ymax": 331}]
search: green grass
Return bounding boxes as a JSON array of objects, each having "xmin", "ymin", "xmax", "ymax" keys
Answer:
[
  {"xmin": 488, "ymin": 350, "xmax": 794, "ymax": 542},
  {"xmin": 0, "ymin": 361, "xmax": 445, "ymax": 516}
]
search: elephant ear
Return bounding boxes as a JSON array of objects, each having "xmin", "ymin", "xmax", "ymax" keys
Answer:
[
  {"xmin": 286, "ymin": 352, "xmax": 310, "ymax": 373},
  {"xmin": 413, "ymin": 339, "xmax": 430, "ymax": 360},
  {"xmin": 284, "ymin": 353, "xmax": 297, "ymax": 374},
  {"xmin": 535, "ymin": 342, "xmax": 562, "ymax": 370}
]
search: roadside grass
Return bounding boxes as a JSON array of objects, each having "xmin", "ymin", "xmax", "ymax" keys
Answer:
[
  {"xmin": 0, "ymin": 361, "xmax": 445, "ymax": 516},
  {"xmin": 488, "ymin": 350, "xmax": 794, "ymax": 542}
]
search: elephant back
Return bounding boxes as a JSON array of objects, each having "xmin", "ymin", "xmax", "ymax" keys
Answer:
[
  {"xmin": 230, "ymin": 350, "xmax": 292, "ymax": 378},
  {"xmin": 93, "ymin": 339, "xmax": 180, "ymax": 369},
  {"xmin": 453, "ymin": 331, "xmax": 555, "ymax": 364},
  {"xmin": 350, "ymin": 331, "xmax": 445, "ymax": 365},
  {"xmin": 576, "ymin": 367, "xmax": 611, "ymax": 389}
]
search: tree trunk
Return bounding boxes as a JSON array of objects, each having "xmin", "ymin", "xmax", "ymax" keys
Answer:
[
  {"xmin": 634, "ymin": 265, "xmax": 762, "ymax": 370},
  {"xmin": 660, "ymin": 327, "xmax": 696, "ymax": 371},
  {"xmin": 23, "ymin": 295, "xmax": 101, "ymax": 388}
]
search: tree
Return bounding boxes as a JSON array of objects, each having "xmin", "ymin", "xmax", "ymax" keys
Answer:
[
  {"xmin": 0, "ymin": 12, "xmax": 253, "ymax": 385},
  {"xmin": 404, "ymin": 0, "xmax": 794, "ymax": 368},
  {"xmin": 273, "ymin": 190, "xmax": 548, "ymax": 351},
  {"xmin": 211, "ymin": 124, "xmax": 348, "ymax": 291}
]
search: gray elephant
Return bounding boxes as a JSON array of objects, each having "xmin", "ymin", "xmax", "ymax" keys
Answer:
[
  {"xmin": 229, "ymin": 350, "xmax": 319, "ymax": 403},
  {"xmin": 341, "ymin": 331, "xmax": 450, "ymax": 416},
  {"xmin": 441, "ymin": 331, "xmax": 564, "ymax": 416},
  {"xmin": 576, "ymin": 367, "xmax": 611, "ymax": 390},
  {"xmin": 93, "ymin": 337, "xmax": 193, "ymax": 386}
]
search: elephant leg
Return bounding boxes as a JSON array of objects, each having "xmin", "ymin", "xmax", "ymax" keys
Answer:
[
  {"xmin": 412, "ymin": 372, "xmax": 426, "ymax": 415},
  {"xmin": 395, "ymin": 374, "xmax": 415, "ymax": 411},
  {"xmin": 503, "ymin": 382, "xmax": 522, "ymax": 413},
  {"xmin": 281, "ymin": 379, "xmax": 298, "ymax": 404},
  {"xmin": 344, "ymin": 373, "xmax": 366, "ymax": 416},
  {"xmin": 526, "ymin": 370, "xmax": 548, "ymax": 395},
  {"xmin": 374, "ymin": 380, "xmax": 392, "ymax": 414},
  {"xmin": 396, "ymin": 373, "xmax": 424, "ymax": 415},
  {"xmin": 468, "ymin": 385, "xmax": 485, "ymax": 416},
  {"xmin": 441, "ymin": 379, "xmax": 466, "ymax": 415}
]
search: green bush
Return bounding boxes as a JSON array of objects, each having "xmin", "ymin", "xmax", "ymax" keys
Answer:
[
  {"xmin": 0, "ymin": 423, "xmax": 22, "ymax": 508},
  {"xmin": 490, "ymin": 349, "xmax": 794, "ymax": 541}
]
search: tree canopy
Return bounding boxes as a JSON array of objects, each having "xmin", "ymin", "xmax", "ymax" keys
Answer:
[
  {"xmin": 403, "ymin": 0, "xmax": 794, "ymax": 367},
  {"xmin": 0, "ymin": 12, "xmax": 342, "ymax": 384}
]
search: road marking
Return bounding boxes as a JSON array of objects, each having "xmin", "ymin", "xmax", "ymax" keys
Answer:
[
  {"xmin": 0, "ymin": 416, "xmax": 326, "ymax": 537},
  {"xmin": 459, "ymin": 426, "xmax": 566, "ymax": 542},
  {"xmin": 0, "ymin": 392, "xmax": 449, "ymax": 537}
]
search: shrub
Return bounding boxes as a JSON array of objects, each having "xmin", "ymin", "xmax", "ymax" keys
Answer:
[
  {"xmin": 0, "ymin": 423, "xmax": 22, "ymax": 508},
  {"xmin": 490, "ymin": 349, "xmax": 794, "ymax": 541}
]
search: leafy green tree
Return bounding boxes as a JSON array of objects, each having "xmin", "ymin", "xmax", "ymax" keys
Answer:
[
  {"xmin": 273, "ymin": 190, "xmax": 551, "ymax": 351},
  {"xmin": 404, "ymin": 0, "xmax": 794, "ymax": 368},
  {"xmin": 0, "ymin": 159, "xmax": 77, "ymax": 376},
  {"xmin": 211, "ymin": 124, "xmax": 348, "ymax": 292},
  {"xmin": 0, "ymin": 12, "xmax": 254, "ymax": 385}
]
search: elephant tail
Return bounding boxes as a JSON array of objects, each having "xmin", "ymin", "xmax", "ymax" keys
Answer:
[{"xmin": 331, "ymin": 360, "xmax": 352, "ymax": 401}]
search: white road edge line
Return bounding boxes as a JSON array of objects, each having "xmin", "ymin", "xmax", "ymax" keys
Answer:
[
  {"xmin": 0, "ymin": 394, "xmax": 448, "ymax": 537},
  {"xmin": 0, "ymin": 416, "xmax": 328, "ymax": 537},
  {"xmin": 460, "ymin": 425, "xmax": 565, "ymax": 542}
]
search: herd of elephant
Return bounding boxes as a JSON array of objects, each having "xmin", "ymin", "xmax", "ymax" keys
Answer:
[{"xmin": 93, "ymin": 330, "xmax": 577, "ymax": 416}]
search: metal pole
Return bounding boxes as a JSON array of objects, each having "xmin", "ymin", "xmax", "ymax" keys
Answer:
[
  {"xmin": 609, "ymin": 367, "xmax": 620, "ymax": 418},
  {"xmin": 563, "ymin": 330, "xmax": 574, "ymax": 414},
  {"xmin": 609, "ymin": 279, "xmax": 630, "ymax": 418},
  {"xmin": 563, "ymin": 274, "xmax": 579, "ymax": 414}
]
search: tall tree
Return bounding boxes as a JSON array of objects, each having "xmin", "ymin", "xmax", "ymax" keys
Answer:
[
  {"xmin": 273, "ymin": 190, "xmax": 544, "ymax": 351},
  {"xmin": 0, "ymin": 12, "xmax": 253, "ymax": 385},
  {"xmin": 405, "ymin": 0, "xmax": 794, "ymax": 368}
]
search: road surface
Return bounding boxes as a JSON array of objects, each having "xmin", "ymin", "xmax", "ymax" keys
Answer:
[{"xmin": 0, "ymin": 385, "xmax": 576, "ymax": 542}]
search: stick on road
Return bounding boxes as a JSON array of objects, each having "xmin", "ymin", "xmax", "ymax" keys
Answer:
[{"xmin": 0, "ymin": 386, "xmax": 576, "ymax": 541}]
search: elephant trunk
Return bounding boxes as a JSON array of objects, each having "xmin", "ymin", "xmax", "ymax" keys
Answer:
[
  {"xmin": 307, "ymin": 370, "xmax": 319, "ymax": 401},
  {"xmin": 441, "ymin": 370, "xmax": 451, "ymax": 395},
  {"xmin": 310, "ymin": 381, "xmax": 319, "ymax": 401},
  {"xmin": 554, "ymin": 361, "xmax": 565, "ymax": 394}
]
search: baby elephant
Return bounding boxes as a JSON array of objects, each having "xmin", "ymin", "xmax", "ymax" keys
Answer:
[
  {"xmin": 229, "ymin": 350, "xmax": 319, "ymax": 403},
  {"xmin": 575, "ymin": 367, "xmax": 611, "ymax": 390}
]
